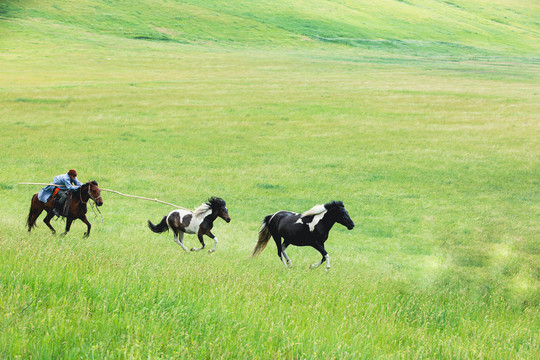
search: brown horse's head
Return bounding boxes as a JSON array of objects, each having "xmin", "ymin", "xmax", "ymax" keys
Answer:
[{"xmin": 88, "ymin": 180, "xmax": 103, "ymax": 206}]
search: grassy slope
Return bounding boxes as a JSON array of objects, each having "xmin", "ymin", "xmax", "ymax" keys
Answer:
[
  {"xmin": 2, "ymin": 0, "xmax": 540, "ymax": 54},
  {"xmin": 1, "ymin": 0, "xmax": 539, "ymax": 359}
]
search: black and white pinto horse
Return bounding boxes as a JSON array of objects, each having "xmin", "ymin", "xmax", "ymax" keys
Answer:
[
  {"xmin": 148, "ymin": 197, "xmax": 231, "ymax": 253},
  {"xmin": 252, "ymin": 201, "xmax": 354, "ymax": 270}
]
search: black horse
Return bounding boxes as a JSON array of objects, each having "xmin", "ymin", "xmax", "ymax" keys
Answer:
[{"xmin": 252, "ymin": 201, "xmax": 355, "ymax": 270}]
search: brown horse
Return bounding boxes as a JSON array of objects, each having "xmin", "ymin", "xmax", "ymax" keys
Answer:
[{"xmin": 26, "ymin": 181, "xmax": 103, "ymax": 237}]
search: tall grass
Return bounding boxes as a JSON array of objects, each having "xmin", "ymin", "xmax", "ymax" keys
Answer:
[{"xmin": 1, "ymin": 0, "xmax": 539, "ymax": 358}]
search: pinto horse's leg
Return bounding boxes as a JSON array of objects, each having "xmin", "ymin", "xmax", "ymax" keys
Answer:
[
  {"xmin": 174, "ymin": 232, "xmax": 189, "ymax": 252},
  {"xmin": 310, "ymin": 243, "xmax": 330, "ymax": 271},
  {"xmin": 206, "ymin": 231, "xmax": 218, "ymax": 253},
  {"xmin": 191, "ymin": 232, "xmax": 205, "ymax": 252},
  {"xmin": 80, "ymin": 215, "xmax": 92, "ymax": 237},
  {"xmin": 43, "ymin": 211, "xmax": 57, "ymax": 234}
]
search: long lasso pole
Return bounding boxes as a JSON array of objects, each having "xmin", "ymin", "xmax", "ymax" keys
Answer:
[{"xmin": 17, "ymin": 182, "xmax": 190, "ymax": 210}]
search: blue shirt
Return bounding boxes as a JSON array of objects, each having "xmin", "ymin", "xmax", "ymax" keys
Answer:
[{"xmin": 37, "ymin": 173, "xmax": 83, "ymax": 203}]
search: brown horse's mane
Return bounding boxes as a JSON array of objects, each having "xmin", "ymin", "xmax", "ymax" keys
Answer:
[{"xmin": 74, "ymin": 180, "xmax": 98, "ymax": 193}]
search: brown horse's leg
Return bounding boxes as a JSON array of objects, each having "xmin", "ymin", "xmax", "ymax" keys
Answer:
[
  {"xmin": 43, "ymin": 211, "xmax": 57, "ymax": 234},
  {"xmin": 62, "ymin": 217, "xmax": 74, "ymax": 236},
  {"xmin": 80, "ymin": 215, "xmax": 91, "ymax": 237}
]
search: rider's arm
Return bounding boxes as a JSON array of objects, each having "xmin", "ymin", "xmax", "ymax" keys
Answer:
[{"xmin": 62, "ymin": 176, "xmax": 81, "ymax": 191}]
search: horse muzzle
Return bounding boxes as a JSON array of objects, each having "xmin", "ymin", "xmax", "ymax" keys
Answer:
[
  {"xmin": 96, "ymin": 200, "xmax": 104, "ymax": 207},
  {"xmin": 347, "ymin": 222, "xmax": 355, "ymax": 230}
]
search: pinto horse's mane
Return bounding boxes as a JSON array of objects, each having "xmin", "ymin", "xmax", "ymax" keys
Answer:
[
  {"xmin": 193, "ymin": 197, "xmax": 226, "ymax": 218},
  {"xmin": 301, "ymin": 201, "xmax": 344, "ymax": 218}
]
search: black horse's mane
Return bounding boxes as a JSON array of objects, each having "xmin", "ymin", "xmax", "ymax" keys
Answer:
[{"xmin": 324, "ymin": 201, "xmax": 344, "ymax": 210}]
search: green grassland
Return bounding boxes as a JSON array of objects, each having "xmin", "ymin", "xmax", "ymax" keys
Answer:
[{"xmin": 1, "ymin": 0, "xmax": 539, "ymax": 358}]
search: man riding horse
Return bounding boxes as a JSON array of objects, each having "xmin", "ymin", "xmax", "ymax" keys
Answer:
[{"xmin": 38, "ymin": 169, "xmax": 83, "ymax": 217}]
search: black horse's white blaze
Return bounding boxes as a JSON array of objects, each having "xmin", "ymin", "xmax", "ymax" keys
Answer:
[
  {"xmin": 252, "ymin": 201, "xmax": 355, "ymax": 270},
  {"xmin": 148, "ymin": 197, "xmax": 231, "ymax": 253}
]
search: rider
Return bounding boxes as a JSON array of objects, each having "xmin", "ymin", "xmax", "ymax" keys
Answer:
[{"xmin": 38, "ymin": 169, "xmax": 83, "ymax": 216}]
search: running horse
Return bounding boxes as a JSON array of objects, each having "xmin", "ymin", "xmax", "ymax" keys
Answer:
[
  {"xmin": 148, "ymin": 197, "xmax": 231, "ymax": 253},
  {"xmin": 252, "ymin": 201, "xmax": 355, "ymax": 270},
  {"xmin": 26, "ymin": 181, "xmax": 103, "ymax": 237}
]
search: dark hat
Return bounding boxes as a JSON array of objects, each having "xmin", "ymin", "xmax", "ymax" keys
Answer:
[{"xmin": 68, "ymin": 169, "xmax": 77, "ymax": 176}]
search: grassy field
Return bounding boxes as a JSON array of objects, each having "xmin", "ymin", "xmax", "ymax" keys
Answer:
[{"xmin": 1, "ymin": 0, "xmax": 539, "ymax": 358}]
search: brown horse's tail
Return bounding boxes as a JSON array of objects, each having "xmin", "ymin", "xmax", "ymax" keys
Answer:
[
  {"xmin": 27, "ymin": 194, "xmax": 39, "ymax": 231},
  {"xmin": 252, "ymin": 215, "xmax": 273, "ymax": 257}
]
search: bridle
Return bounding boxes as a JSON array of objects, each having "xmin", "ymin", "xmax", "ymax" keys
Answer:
[
  {"xmin": 79, "ymin": 183, "xmax": 103, "ymax": 204},
  {"xmin": 79, "ymin": 183, "xmax": 104, "ymax": 223}
]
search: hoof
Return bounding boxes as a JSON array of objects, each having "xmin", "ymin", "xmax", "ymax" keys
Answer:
[{"xmin": 208, "ymin": 249, "xmax": 216, "ymax": 253}]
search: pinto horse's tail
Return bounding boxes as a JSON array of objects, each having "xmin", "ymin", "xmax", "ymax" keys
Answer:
[
  {"xmin": 147, "ymin": 216, "xmax": 169, "ymax": 233},
  {"xmin": 252, "ymin": 214, "xmax": 273, "ymax": 257}
]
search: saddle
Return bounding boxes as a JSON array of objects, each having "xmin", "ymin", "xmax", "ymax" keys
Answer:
[{"xmin": 53, "ymin": 189, "xmax": 72, "ymax": 217}]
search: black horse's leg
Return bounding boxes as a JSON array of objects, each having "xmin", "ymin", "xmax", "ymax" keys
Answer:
[
  {"xmin": 281, "ymin": 241, "xmax": 292, "ymax": 267},
  {"xmin": 272, "ymin": 235, "xmax": 288, "ymax": 267},
  {"xmin": 80, "ymin": 215, "xmax": 91, "ymax": 237},
  {"xmin": 191, "ymin": 233, "xmax": 205, "ymax": 252},
  {"xmin": 206, "ymin": 231, "xmax": 218, "ymax": 253},
  {"xmin": 310, "ymin": 242, "xmax": 330, "ymax": 270},
  {"xmin": 43, "ymin": 211, "xmax": 57, "ymax": 234}
]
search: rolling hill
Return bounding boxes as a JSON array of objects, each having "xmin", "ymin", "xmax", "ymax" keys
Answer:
[{"xmin": 2, "ymin": 0, "xmax": 540, "ymax": 56}]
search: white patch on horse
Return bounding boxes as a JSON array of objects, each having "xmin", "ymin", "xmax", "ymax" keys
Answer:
[
  {"xmin": 301, "ymin": 204, "xmax": 327, "ymax": 232},
  {"xmin": 167, "ymin": 207, "xmax": 208, "ymax": 235},
  {"xmin": 301, "ymin": 204, "xmax": 326, "ymax": 218},
  {"xmin": 308, "ymin": 212, "xmax": 326, "ymax": 232}
]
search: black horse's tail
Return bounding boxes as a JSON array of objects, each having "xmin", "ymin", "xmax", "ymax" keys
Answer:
[
  {"xmin": 252, "ymin": 214, "xmax": 273, "ymax": 257},
  {"xmin": 148, "ymin": 216, "xmax": 169, "ymax": 234}
]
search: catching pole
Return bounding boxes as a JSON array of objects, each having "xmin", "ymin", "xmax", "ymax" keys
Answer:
[{"xmin": 17, "ymin": 182, "xmax": 189, "ymax": 210}]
